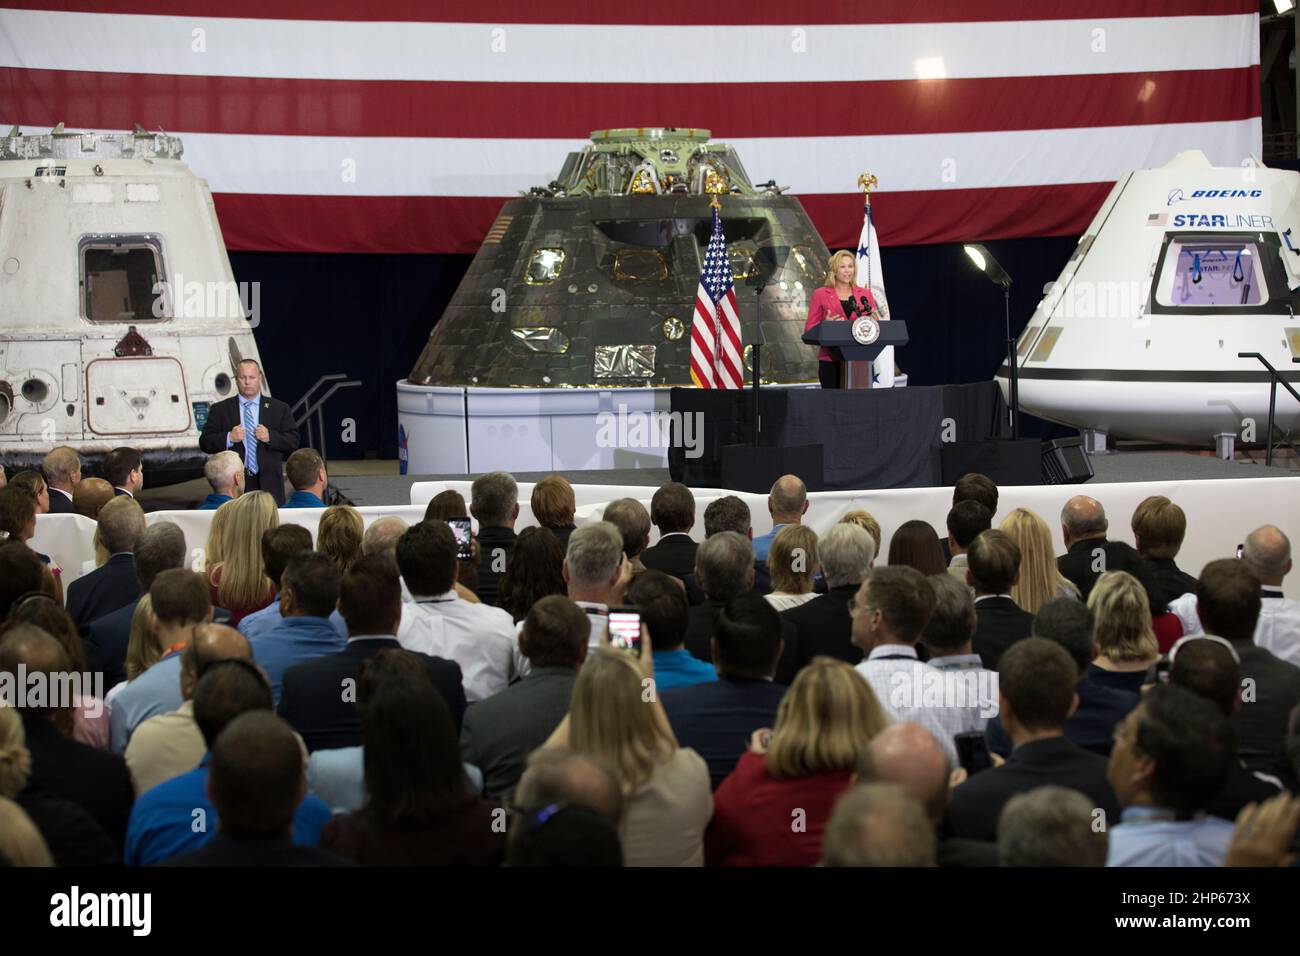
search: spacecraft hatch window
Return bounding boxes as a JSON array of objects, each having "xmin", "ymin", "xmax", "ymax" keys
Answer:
[
  {"xmin": 1148, "ymin": 232, "xmax": 1294, "ymax": 316},
  {"xmin": 524, "ymin": 248, "xmax": 566, "ymax": 285},
  {"xmin": 613, "ymin": 249, "xmax": 669, "ymax": 283},
  {"xmin": 79, "ymin": 234, "xmax": 169, "ymax": 323}
]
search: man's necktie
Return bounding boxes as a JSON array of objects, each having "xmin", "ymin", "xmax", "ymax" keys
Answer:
[{"xmin": 242, "ymin": 401, "xmax": 258, "ymax": 475}]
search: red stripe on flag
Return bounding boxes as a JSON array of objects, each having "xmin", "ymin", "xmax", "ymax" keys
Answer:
[
  {"xmin": 0, "ymin": 68, "xmax": 1259, "ymax": 139},
  {"xmin": 207, "ymin": 182, "xmax": 1117, "ymax": 253},
  {"xmin": 0, "ymin": 1, "xmax": 1260, "ymax": 25}
]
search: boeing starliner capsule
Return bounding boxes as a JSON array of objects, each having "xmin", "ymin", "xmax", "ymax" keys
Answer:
[
  {"xmin": 0, "ymin": 126, "xmax": 266, "ymax": 480},
  {"xmin": 999, "ymin": 150, "xmax": 1300, "ymax": 452}
]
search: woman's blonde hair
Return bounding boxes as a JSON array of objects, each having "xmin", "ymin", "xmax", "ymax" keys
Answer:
[
  {"xmin": 204, "ymin": 497, "xmax": 235, "ymax": 578},
  {"xmin": 0, "ymin": 797, "xmax": 53, "ymax": 866},
  {"xmin": 0, "ymin": 705, "xmax": 32, "ymax": 798},
  {"xmin": 840, "ymin": 509, "xmax": 882, "ymax": 553},
  {"xmin": 823, "ymin": 249, "xmax": 857, "ymax": 287},
  {"xmin": 124, "ymin": 593, "xmax": 163, "ymax": 681},
  {"xmin": 1089, "ymin": 571, "xmax": 1158, "ymax": 663},
  {"xmin": 999, "ymin": 507, "xmax": 1078, "ymax": 614},
  {"xmin": 569, "ymin": 649, "xmax": 676, "ymax": 793},
  {"xmin": 318, "ymin": 505, "xmax": 364, "ymax": 574},
  {"xmin": 769, "ymin": 524, "xmax": 819, "ymax": 594},
  {"xmin": 215, "ymin": 491, "xmax": 278, "ymax": 610},
  {"xmin": 766, "ymin": 657, "xmax": 889, "ymax": 778}
]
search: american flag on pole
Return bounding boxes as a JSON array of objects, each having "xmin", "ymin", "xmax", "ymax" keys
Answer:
[{"xmin": 690, "ymin": 203, "xmax": 744, "ymax": 389}]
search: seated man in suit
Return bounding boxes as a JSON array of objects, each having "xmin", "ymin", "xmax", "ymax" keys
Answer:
[
  {"xmin": 984, "ymin": 597, "xmax": 1138, "ymax": 759},
  {"xmin": 694, "ymin": 496, "xmax": 770, "ymax": 597},
  {"xmin": 73, "ymin": 477, "xmax": 115, "ymax": 521},
  {"xmin": 602, "ymin": 497, "xmax": 652, "ymax": 575},
  {"xmin": 820, "ymin": 783, "xmax": 937, "ymax": 867},
  {"xmin": 1197, "ymin": 558, "xmax": 1300, "ymax": 787},
  {"xmin": 3, "ymin": 627, "xmax": 135, "ymax": 851},
  {"xmin": 1057, "ymin": 495, "xmax": 1109, "ymax": 599},
  {"xmin": 283, "ymin": 448, "xmax": 329, "ymax": 509},
  {"xmin": 199, "ymin": 451, "xmax": 244, "ymax": 510},
  {"xmin": 460, "ymin": 595, "xmax": 586, "ymax": 799},
  {"xmin": 997, "ymin": 786, "xmax": 1108, "ymax": 867},
  {"xmin": 247, "ymin": 552, "xmax": 346, "ymax": 705},
  {"xmin": 946, "ymin": 638, "xmax": 1120, "ymax": 843},
  {"xmin": 86, "ymin": 521, "xmax": 187, "ymax": 691},
  {"xmin": 41, "ymin": 446, "xmax": 81, "ymax": 514},
  {"xmin": 968, "ymin": 529, "xmax": 1035, "ymax": 670},
  {"xmin": 945, "ymin": 500, "xmax": 991, "ymax": 584},
  {"xmin": 198, "ymin": 358, "xmax": 300, "ymax": 506},
  {"xmin": 750, "ymin": 474, "xmax": 808, "ymax": 563},
  {"xmin": 141, "ymin": 696, "xmax": 337, "ymax": 867},
  {"xmin": 780, "ymin": 522, "xmax": 875, "ymax": 678},
  {"xmin": 1106, "ymin": 684, "xmax": 1235, "ymax": 866},
  {"xmin": 103, "ymin": 446, "xmax": 145, "ymax": 503},
  {"xmin": 662, "ymin": 593, "xmax": 788, "ymax": 789},
  {"xmin": 1131, "ymin": 495, "xmax": 1198, "ymax": 602},
  {"xmin": 279, "ymin": 555, "xmax": 465, "ymax": 750},
  {"xmin": 66, "ymin": 496, "xmax": 147, "ymax": 633},
  {"xmin": 1244, "ymin": 525, "xmax": 1300, "ymax": 667},
  {"xmin": 629, "ymin": 570, "xmax": 715, "ymax": 691},
  {"xmin": 470, "ymin": 471, "xmax": 519, "ymax": 607},
  {"xmin": 639, "ymin": 482, "xmax": 697, "ymax": 581}
]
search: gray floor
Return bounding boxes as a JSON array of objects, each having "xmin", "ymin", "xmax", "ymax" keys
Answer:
[{"xmin": 326, "ymin": 449, "xmax": 1296, "ymax": 507}]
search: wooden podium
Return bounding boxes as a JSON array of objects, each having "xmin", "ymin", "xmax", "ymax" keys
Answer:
[{"xmin": 801, "ymin": 319, "xmax": 909, "ymax": 389}]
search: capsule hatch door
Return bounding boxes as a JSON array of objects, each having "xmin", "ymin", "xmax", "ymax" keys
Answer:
[{"xmin": 85, "ymin": 356, "xmax": 192, "ymax": 435}]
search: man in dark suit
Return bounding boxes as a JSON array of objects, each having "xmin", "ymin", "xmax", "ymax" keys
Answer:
[
  {"xmin": 66, "ymin": 495, "xmax": 147, "ymax": 634},
  {"xmin": 684, "ymin": 533, "xmax": 798, "ymax": 679},
  {"xmin": 103, "ymin": 446, "xmax": 146, "ymax": 503},
  {"xmin": 3, "ymin": 627, "xmax": 135, "ymax": 850},
  {"xmin": 662, "ymin": 593, "xmax": 788, "ymax": 789},
  {"xmin": 198, "ymin": 358, "xmax": 300, "ymax": 506},
  {"xmin": 1131, "ymin": 495, "xmax": 1199, "ymax": 600},
  {"xmin": 780, "ymin": 522, "xmax": 876, "ymax": 680},
  {"xmin": 163, "ymin": 711, "xmax": 351, "ymax": 867},
  {"xmin": 1057, "ymin": 494, "xmax": 1109, "ymax": 600},
  {"xmin": 946, "ymin": 638, "xmax": 1120, "ymax": 842},
  {"xmin": 41, "ymin": 446, "xmax": 80, "ymax": 514},
  {"xmin": 461, "ymin": 595, "xmax": 585, "ymax": 798},
  {"xmin": 1197, "ymin": 559, "xmax": 1300, "ymax": 787},
  {"xmin": 85, "ymin": 521, "xmax": 187, "ymax": 689},
  {"xmin": 640, "ymin": 482, "xmax": 698, "ymax": 580},
  {"xmin": 470, "ymin": 471, "xmax": 518, "ymax": 607},
  {"xmin": 969, "ymin": 529, "xmax": 1035, "ymax": 670},
  {"xmin": 278, "ymin": 556, "xmax": 466, "ymax": 749}
]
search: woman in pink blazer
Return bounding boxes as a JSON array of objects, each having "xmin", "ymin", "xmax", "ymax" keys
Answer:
[{"xmin": 803, "ymin": 250, "xmax": 877, "ymax": 389}]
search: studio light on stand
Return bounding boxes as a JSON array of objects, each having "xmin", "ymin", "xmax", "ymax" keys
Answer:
[{"xmin": 964, "ymin": 243, "xmax": 1019, "ymax": 439}]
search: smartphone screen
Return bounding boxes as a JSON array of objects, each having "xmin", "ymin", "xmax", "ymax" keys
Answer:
[
  {"xmin": 954, "ymin": 732, "xmax": 993, "ymax": 776},
  {"xmin": 448, "ymin": 517, "xmax": 473, "ymax": 561},
  {"xmin": 608, "ymin": 608, "xmax": 642, "ymax": 654},
  {"xmin": 1236, "ymin": 543, "xmax": 1244, "ymax": 559}
]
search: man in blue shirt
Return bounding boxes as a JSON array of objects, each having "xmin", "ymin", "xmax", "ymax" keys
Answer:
[
  {"xmin": 628, "ymin": 570, "xmax": 715, "ymax": 691},
  {"xmin": 126, "ymin": 658, "xmax": 330, "ymax": 865},
  {"xmin": 238, "ymin": 525, "xmax": 348, "ymax": 643},
  {"xmin": 197, "ymin": 450, "xmax": 243, "ymax": 510},
  {"xmin": 1106, "ymin": 684, "xmax": 1236, "ymax": 866},
  {"xmin": 283, "ymin": 448, "xmax": 329, "ymax": 508},
  {"xmin": 247, "ymin": 551, "xmax": 345, "ymax": 704},
  {"xmin": 750, "ymin": 474, "xmax": 808, "ymax": 563}
]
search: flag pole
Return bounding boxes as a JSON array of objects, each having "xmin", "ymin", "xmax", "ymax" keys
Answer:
[
  {"xmin": 856, "ymin": 172, "xmax": 877, "ymax": 291},
  {"xmin": 710, "ymin": 194, "xmax": 722, "ymax": 385}
]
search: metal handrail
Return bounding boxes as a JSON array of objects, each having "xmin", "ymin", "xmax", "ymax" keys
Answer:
[
  {"xmin": 290, "ymin": 374, "xmax": 362, "ymax": 456},
  {"xmin": 1237, "ymin": 353, "xmax": 1300, "ymax": 466}
]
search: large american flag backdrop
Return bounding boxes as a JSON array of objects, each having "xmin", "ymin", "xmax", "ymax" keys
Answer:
[{"xmin": 0, "ymin": 1, "xmax": 1261, "ymax": 254}]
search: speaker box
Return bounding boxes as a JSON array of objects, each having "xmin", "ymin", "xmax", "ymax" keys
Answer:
[
  {"xmin": 1042, "ymin": 437, "xmax": 1094, "ymax": 484},
  {"xmin": 940, "ymin": 439, "xmax": 1042, "ymax": 487},
  {"xmin": 720, "ymin": 444, "xmax": 824, "ymax": 494}
]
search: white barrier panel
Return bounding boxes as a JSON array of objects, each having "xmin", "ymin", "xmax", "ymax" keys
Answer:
[{"xmin": 31, "ymin": 476, "xmax": 1300, "ymax": 599}]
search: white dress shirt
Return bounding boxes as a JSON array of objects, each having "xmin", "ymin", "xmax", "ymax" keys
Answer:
[
  {"xmin": 397, "ymin": 590, "xmax": 519, "ymax": 702},
  {"xmin": 1255, "ymin": 587, "xmax": 1300, "ymax": 666},
  {"xmin": 855, "ymin": 644, "xmax": 992, "ymax": 765}
]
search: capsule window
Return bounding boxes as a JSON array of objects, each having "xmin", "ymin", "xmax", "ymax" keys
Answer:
[
  {"xmin": 524, "ymin": 248, "xmax": 566, "ymax": 285},
  {"xmin": 80, "ymin": 234, "xmax": 169, "ymax": 323}
]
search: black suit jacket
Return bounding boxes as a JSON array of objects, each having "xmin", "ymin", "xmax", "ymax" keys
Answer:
[
  {"xmin": 47, "ymin": 488, "xmax": 75, "ymax": 514},
  {"xmin": 199, "ymin": 393, "xmax": 300, "ymax": 505},
  {"xmin": 972, "ymin": 596, "xmax": 1035, "ymax": 670},
  {"xmin": 779, "ymin": 585, "xmax": 863, "ymax": 680},
  {"xmin": 1147, "ymin": 556, "xmax": 1199, "ymax": 601},
  {"xmin": 164, "ymin": 832, "xmax": 354, "ymax": 867},
  {"xmin": 1057, "ymin": 537, "xmax": 1108, "ymax": 600},
  {"xmin": 66, "ymin": 553, "xmax": 141, "ymax": 635},
  {"xmin": 640, "ymin": 534, "xmax": 698, "ymax": 580},
  {"xmin": 945, "ymin": 736, "xmax": 1121, "ymax": 842},
  {"xmin": 661, "ymin": 677, "xmax": 788, "ymax": 789},
  {"xmin": 474, "ymin": 526, "xmax": 517, "ymax": 608},
  {"xmin": 21, "ymin": 716, "xmax": 134, "ymax": 851},
  {"xmin": 17, "ymin": 790, "xmax": 119, "ymax": 866},
  {"xmin": 1233, "ymin": 642, "xmax": 1300, "ymax": 787},
  {"xmin": 278, "ymin": 638, "xmax": 467, "ymax": 751},
  {"xmin": 684, "ymin": 599, "xmax": 800, "ymax": 684},
  {"xmin": 85, "ymin": 597, "xmax": 140, "ymax": 690},
  {"xmin": 460, "ymin": 666, "xmax": 577, "ymax": 798}
]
